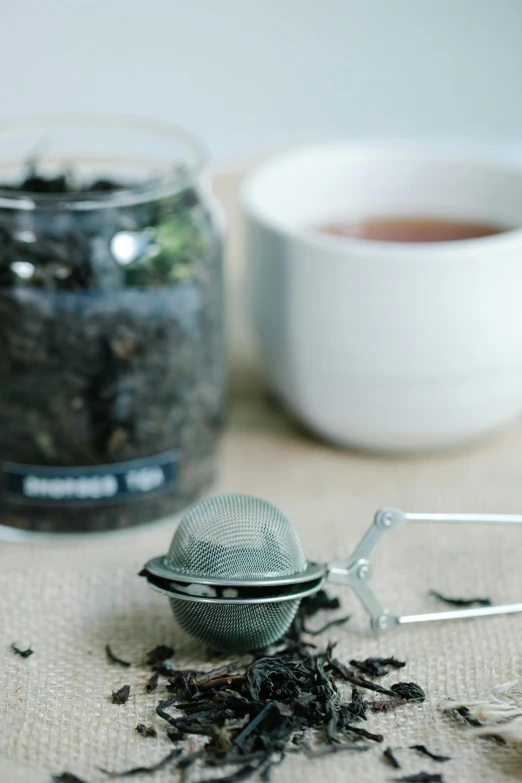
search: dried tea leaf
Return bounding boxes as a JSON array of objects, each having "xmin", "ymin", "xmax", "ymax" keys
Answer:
[
  {"xmin": 345, "ymin": 687, "xmax": 368, "ymax": 721},
  {"xmin": 390, "ymin": 682, "xmax": 426, "ymax": 702},
  {"xmin": 146, "ymin": 672, "xmax": 159, "ymax": 693},
  {"xmin": 146, "ymin": 645, "xmax": 174, "ymax": 665},
  {"xmin": 111, "ymin": 684, "xmax": 131, "ymax": 704},
  {"xmin": 430, "ymin": 590, "xmax": 491, "ymax": 608},
  {"xmin": 53, "ymin": 775, "xmax": 89, "ymax": 783},
  {"xmin": 100, "ymin": 747, "xmax": 182, "ymax": 776},
  {"xmin": 410, "ymin": 744, "xmax": 451, "ymax": 762},
  {"xmin": 105, "ymin": 644, "xmax": 131, "ymax": 667},
  {"xmin": 135, "ymin": 723, "xmax": 157, "ymax": 738},
  {"xmin": 299, "ymin": 589, "xmax": 341, "ymax": 616},
  {"xmin": 302, "ymin": 615, "xmax": 351, "ymax": 636},
  {"xmin": 383, "ymin": 746, "xmax": 401, "ymax": 768},
  {"xmin": 11, "ymin": 643, "xmax": 33, "ymax": 658},
  {"xmin": 234, "ymin": 703, "xmax": 274, "ymax": 748},
  {"xmin": 196, "ymin": 762, "xmax": 263, "ymax": 783},
  {"xmin": 350, "ymin": 656, "xmax": 406, "ymax": 678},
  {"xmin": 328, "ymin": 658, "xmax": 396, "ymax": 697},
  {"xmin": 305, "ymin": 743, "xmax": 370, "ymax": 758},
  {"xmin": 286, "ymin": 589, "xmax": 343, "ymax": 639},
  {"xmin": 344, "ymin": 725, "xmax": 383, "ymax": 742},
  {"xmin": 394, "ymin": 775, "xmax": 444, "ymax": 783}
]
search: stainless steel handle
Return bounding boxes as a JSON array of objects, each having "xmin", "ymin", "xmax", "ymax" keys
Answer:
[{"xmin": 327, "ymin": 507, "xmax": 522, "ymax": 630}]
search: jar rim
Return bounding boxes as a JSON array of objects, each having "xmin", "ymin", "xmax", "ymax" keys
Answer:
[{"xmin": 0, "ymin": 114, "xmax": 207, "ymax": 210}]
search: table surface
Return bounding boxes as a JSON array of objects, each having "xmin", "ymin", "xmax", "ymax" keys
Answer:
[
  {"xmin": 2, "ymin": 173, "xmax": 522, "ymax": 782},
  {"xmin": 3, "ymin": 369, "xmax": 522, "ymax": 783}
]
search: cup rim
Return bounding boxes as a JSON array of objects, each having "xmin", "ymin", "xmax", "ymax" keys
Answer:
[{"xmin": 241, "ymin": 141, "xmax": 522, "ymax": 253}]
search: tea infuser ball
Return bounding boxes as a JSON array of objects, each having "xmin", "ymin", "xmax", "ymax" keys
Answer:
[
  {"xmin": 142, "ymin": 494, "xmax": 325, "ymax": 652},
  {"xmin": 142, "ymin": 494, "xmax": 522, "ymax": 652}
]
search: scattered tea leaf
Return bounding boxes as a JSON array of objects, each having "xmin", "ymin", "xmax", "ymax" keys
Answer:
[
  {"xmin": 394, "ymin": 774, "xmax": 444, "ymax": 783},
  {"xmin": 350, "ymin": 656, "xmax": 406, "ymax": 678},
  {"xmin": 287, "ymin": 588, "xmax": 343, "ymax": 639},
  {"xmin": 146, "ymin": 672, "xmax": 159, "ymax": 693},
  {"xmin": 328, "ymin": 658, "xmax": 396, "ymax": 697},
  {"xmin": 53, "ymin": 774, "xmax": 89, "ymax": 783},
  {"xmin": 100, "ymin": 747, "xmax": 182, "ymax": 777},
  {"xmin": 410, "ymin": 744, "xmax": 451, "ymax": 762},
  {"xmin": 196, "ymin": 762, "xmax": 264, "ymax": 783},
  {"xmin": 135, "ymin": 723, "xmax": 157, "ymax": 738},
  {"xmin": 344, "ymin": 725, "xmax": 383, "ymax": 742},
  {"xmin": 146, "ymin": 645, "xmax": 174, "ymax": 665},
  {"xmin": 105, "ymin": 645, "xmax": 131, "ymax": 668},
  {"xmin": 383, "ymin": 746, "xmax": 401, "ymax": 769},
  {"xmin": 305, "ymin": 743, "xmax": 370, "ymax": 757},
  {"xmin": 390, "ymin": 682, "xmax": 426, "ymax": 702},
  {"xmin": 303, "ymin": 615, "xmax": 351, "ymax": 636},
  {"xmin": 111, "ymin": 684, "xmax": 131, "ymax": 704},
  {"xmin": 10, "ymin": 643, "xmax": 33, "ymax": 658},
  {"xmin": 156, "ymin": 695, "xmax": 180, "ymax": 726},
  {"xmin": 430, "ymin": 590, "xmax": 491, "ymax": 608},
  {"xmin": 298, "ymin": 589, "xmax": 341, "ymax": 616},
  {"xmin": 154, "ymin": 660, "xmax": 178, "ymax": 677}
]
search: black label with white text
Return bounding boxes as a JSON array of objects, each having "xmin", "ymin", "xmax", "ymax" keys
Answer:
[{"xmin": 1, "ymin": 450, "xmax": 179, "ymax": 507}]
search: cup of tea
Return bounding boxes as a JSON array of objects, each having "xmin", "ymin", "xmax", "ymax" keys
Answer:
[{"xmin": 241, "ymin": 143, "xmax": 522, "ymax": 452}]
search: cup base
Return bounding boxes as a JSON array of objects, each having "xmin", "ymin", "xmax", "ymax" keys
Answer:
[{"xmin": 269, "ymin": 368, "xmax": 522, "ymax": 454}]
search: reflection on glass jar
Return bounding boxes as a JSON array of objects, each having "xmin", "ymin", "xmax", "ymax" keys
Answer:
[{"xmin": 0, "ymin": 116, "xmax": 225, "ymax": 534}]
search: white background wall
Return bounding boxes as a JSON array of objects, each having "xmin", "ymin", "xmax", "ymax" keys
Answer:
[{"xmin": 2, "ymin": 0, "xmax": 522, "ymax": 164}]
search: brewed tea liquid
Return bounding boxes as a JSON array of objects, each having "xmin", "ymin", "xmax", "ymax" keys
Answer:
[{"xmin": 319, "ymin": 217, "xmax": 507, "ymax": 243}]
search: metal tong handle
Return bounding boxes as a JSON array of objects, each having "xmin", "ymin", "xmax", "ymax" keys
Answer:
[{"xmin": 327, "ymin": 507, "xmax": 522, "ymax": 630}]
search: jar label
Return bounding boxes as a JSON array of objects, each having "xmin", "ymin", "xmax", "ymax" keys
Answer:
[{"xmin": 1, "ymin": 450, "xmax": 179, "ymax": 506}]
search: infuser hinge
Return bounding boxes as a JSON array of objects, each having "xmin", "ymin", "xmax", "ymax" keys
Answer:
[{"xmin": 327, "ymin": 507, "xmax": 522, "ymax": 630}]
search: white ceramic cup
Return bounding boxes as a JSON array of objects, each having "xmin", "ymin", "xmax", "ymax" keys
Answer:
[{"xmin": 241, "ymin": 143, "xmax": 522, "ymax": 452}]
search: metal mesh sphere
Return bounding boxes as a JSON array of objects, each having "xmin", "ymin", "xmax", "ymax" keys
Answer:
[
  {"xmin": 166, "ymin": 494, "xmax": 307, "ymax": 651},
  {"xmin": 169, "ymin": 597, "xmax": 301, "ymax": 652},
  {"xmin": 166, "ymin": 494, "xmax": 307, "ymax": 578}
]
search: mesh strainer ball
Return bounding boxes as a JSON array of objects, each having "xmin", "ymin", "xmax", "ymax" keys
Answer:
[
  {"xmin": 144, "ymin": 499, "xmax": 522, "ymax": 645},
  {"xmin": 143, "ymin": 494, "xmax": 325, "ymax": 652}
]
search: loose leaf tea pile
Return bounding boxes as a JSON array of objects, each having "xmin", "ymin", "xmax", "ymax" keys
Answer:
[
  {"xmin": 95, "ymin": 592, "xmax": 433, "ymax": 783},
  {"xmin": 0, "ymin": 164, "xmax": 224, "ymax": 532}
]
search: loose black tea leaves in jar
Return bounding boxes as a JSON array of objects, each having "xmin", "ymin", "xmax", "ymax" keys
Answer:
[{"xmin": 0, "ymin": 117, "xmax": 225, "ymax": 534}]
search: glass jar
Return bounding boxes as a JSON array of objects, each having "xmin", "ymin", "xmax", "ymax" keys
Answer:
[{"xmin": 0, "ymin": 116, "xmax": 225, "ymax": 534}]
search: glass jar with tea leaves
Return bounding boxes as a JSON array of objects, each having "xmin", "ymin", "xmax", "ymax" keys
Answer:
[{"xmin": 0, "ymin": 117, "xmax": 225, "ymax": 534}]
